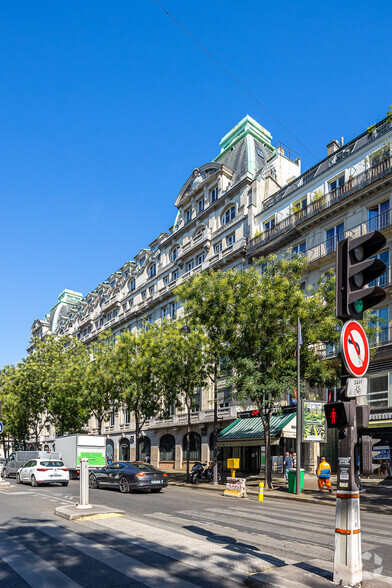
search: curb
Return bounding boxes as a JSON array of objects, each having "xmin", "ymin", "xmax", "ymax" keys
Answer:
[{"xmin": 168, "ymin": 481, "xmax": 392, "ymax": 514}]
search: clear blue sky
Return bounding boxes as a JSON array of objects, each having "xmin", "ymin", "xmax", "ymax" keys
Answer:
[{"xmin": 1, "ymin": 0, "xmax": 391, "ymax": 367}]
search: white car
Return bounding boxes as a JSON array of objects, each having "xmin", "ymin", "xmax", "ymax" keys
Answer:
[{"xmin": 16, "ymin": 459, "xmax": 69, "ymax": 487}]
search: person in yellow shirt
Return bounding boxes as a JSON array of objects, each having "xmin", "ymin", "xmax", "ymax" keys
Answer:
[{"xmin": 317, "ymin": 457, "xmax": 332, "ymax": 493}]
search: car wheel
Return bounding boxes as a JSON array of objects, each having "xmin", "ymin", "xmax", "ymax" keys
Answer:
[
  {"xmin": 62, "ymin": 482, "xmax": 69, "ymax": 487},
  {"xmin": 89, "ymin": 474, "xmax": 98, "ymax": 489},
  {"xmin": 31, "ymin": 475, "xmax": 37, "ymax": 487},
  {"xmin": 151, "ymin": 488, "xmax": 162, "ymax": 493},
  {"xmin": 119, "ymin": 476, "xmax": 130, "ymax": 493},
  {"xmin": 16, "ymin": 473, "xmax": 21, "ymax": 484}
]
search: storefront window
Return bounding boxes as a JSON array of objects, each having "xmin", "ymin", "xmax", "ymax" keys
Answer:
[
  {"xmin": 183, "ymin": 432, "xmax": 201, "ymax": 461},
  {"xmin": 160, "ymin": 434, "xmax": 175, "ymax": 461},
  {"xmin": 367, "ymin": 374, "xmax": 389, "ymax": 409}
]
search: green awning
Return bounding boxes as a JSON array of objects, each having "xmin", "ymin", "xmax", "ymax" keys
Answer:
[{"xmin": 218, "ymin": 413, "xmax": 296, "ymax": 445}]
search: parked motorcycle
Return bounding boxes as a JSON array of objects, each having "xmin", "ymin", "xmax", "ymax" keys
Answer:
[{"xmin": 190, "ymin": 462, "xmax": 222, "ymax": 484}]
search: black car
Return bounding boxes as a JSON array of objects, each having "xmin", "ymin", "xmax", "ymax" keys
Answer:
[{"xmin": 89, "ymin": 461, "xmax": 168, "ymax": 493}]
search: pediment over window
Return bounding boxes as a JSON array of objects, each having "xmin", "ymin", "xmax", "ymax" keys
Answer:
[{"xmin": 175, "ymin": 162, "xmax": 233, "ymax": 208}]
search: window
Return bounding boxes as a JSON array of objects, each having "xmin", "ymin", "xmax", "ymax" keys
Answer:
[
  {"xmin": 186, "ymin": 260, "xmax": 194, "ymax": 272},
  {"xmin": 226, "ymin": 234, "xmax": 235, "ymax": 247},
  {"xmin": 292, "ymin": 241, "xmax": 306, "ymax": 256},
  {"xmin": 149, "ymin": 286, "xmax": 155, "ymax": 297},
  {"xmin": 110, "ymin": 280, "xmax": 116, "ymax": 288},
  {"xmin": 369, "ymin": 250, "xmax": 389, "ymax": 288},
  {"xmin": 148, "ymin": 264, "xmax": 156, "ymax": 278},
  {"xmin": 124, "ymin": 409, "xmax": 130, "ymax": 424},
  {"xmin": 326, "ymin": 222, "xmax": 344, "ymax": 254},
  {"xmin": 110, "ymin": 410, "xmax": 115, "ymax": 426},
  {"xmin": 182, "ymin": 432, "xmax": 201, "ymax": 461},
  {"xmin": 292, "ymin": 197, "xmax": 307, "ymax": 214},
  {"xmin": 210, "ymin": 186, "xmax": 218, "ymax": 202},
  {"xmin": 160, "ymin": 434, "xmax": 175, "ymax": 461},
  {"xmin": 163, "ymin": 276, "xmax": 169, "ymax": 286},
  {"xmin": 194, "ymin": 228, "xmax": 204, "ymax": 241},
  {"xmin": 214, "ymin": 242, "xmax": 222, "ymax": 254},
  {"xmin": 218, "ymin": 388, "xmax": 231, "ymax": 408},
  {"xmin": 161, "ymin": 306, "xmax": 168, "ymax": 320},
  {"xmin": 170, "ymin": 247, "xmax": 179, "ymax": 262},
  {"xmin": 129, "ymin": 298, "xmax": 134, "ymax": 307},
  {"xmin": 129, "ymin": 278, "xmax": 136, "ymax": 291},
  {"xmin": 170, "ymin": 301, "xmax": 177, "ymax": 319},
  {"xmin": 141, "ymin": 291, "xmax": 147, "ymax": 301},
  {"xmin": 171, "ymin": 270, "xmax": 178, "ymax": 282},
  {"xmin": 194, "ymin": 387, "xmax": 201, "ymax": 411},
  {"xmin": 185, "ymin": 208, "xmax": 192, "ymax": 223},
  {"xmin": 222, "ymin": 206, "xmax": 236, "ymax": 225},
  {"xmin": 370, "ymin": 307, "xmax": 389, "ymax": 345},
  {"xmin": 368, "ymin": 199, "xmax": 390, "ymax": 232},
  {"xmin": 198, "ymin": 198, "xmax": 205, "ymax": 213},
  {"xmin": 329, "ymin": 175, "xmax": 345, "ymax": 195},
  {"xmin": 196, "ymin": 253, "xmax": 205, "ymax": 266},
  {"xmin": 367, "ymin": 374, "xmax": 389, "ymax": 410},
  {"xmin": 122, "ymin": 303, "xmax": 127, "ymax": 312},
  {"xmin": 100, "ymin": 318, "xmax": 104, "ymax": 326},
  {"xmin": 263, "ymin": 216, "xmax": 275, "ymax": 232}
]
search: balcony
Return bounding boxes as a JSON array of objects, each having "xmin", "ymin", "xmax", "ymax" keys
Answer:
[
  {"xmin": 249, "ymin": 156, "xmax": 392, "ymax": 255},
  {"xmin": 148, "ymin": 405, "xmax": 238, "ymax": 429}
]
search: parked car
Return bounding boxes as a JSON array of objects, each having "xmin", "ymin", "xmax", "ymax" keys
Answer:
[
  {"xmin": 89, "ymin": 461, "xmax": 168, "ymax": 493},
  {"xmin": 3, "ymin": 451, "xmax": 61, "ymax": 478},
  {"xmin": 16, "ymin": 459, "xmax": 69, "ymax": 487}
]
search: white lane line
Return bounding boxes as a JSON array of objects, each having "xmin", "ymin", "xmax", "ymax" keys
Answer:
[
  {"xmin": 0, "ymin": 528, "xmax": 80, "ymax": 588},
  {"xmin": 40, "ymin": 523, "xmax": 199, "ymax": 588}
]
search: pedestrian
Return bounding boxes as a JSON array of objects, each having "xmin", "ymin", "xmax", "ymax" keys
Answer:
[
  {"xmin": 284, "ymin": 452, "xmax": 293, "ymax": 486},
  {"xmin": 317, "ymin": 456, "xmax": 332, "ymax": 493},
  {"xmin": 293, "ymin": 452, "xmax": 297, "ymax": 468},
  {"xmin": 144, "ymin": 454, "xmax": 151, "ymax": 464},
  {"xmin": 107, "ymin": 457, "xmax": 112, "ymax": 466}
]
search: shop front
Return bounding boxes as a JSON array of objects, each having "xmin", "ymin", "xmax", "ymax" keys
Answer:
[{"xmin": 218, "ymin": 413, "xmax": 297, "ymax": 474}]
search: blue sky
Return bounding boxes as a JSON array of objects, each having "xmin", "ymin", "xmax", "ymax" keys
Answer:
[{"xmin": 1, "ymin": 0, "xmax": 392, "ymax": 367}]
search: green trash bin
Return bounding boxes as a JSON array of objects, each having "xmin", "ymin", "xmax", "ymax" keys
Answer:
[{"xmin": 287, "ymin": 469, "xmax": 305, "ymax": 493}]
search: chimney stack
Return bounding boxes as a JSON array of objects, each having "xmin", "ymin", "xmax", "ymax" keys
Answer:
[{"xmin": 327, "ymin": 140, "xmax": 340, "ymax": 156}]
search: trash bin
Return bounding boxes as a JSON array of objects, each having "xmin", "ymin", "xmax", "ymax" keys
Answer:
[{"xmin": 287, "ymin": 469, "xmax": 304, "ymax": 493}]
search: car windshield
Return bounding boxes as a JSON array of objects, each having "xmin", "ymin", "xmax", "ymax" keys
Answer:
[
  {"xmin": 40, "ymin": 461, "xmax": 64, "ymax": 467},
  {"xmin": 130, "ymin": 463, "xmax": 160, "ymax": 472}
]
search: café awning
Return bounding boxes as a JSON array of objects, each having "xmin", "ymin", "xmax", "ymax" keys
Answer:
[{"xmin": 218, "ymin": 413, "xmax": 296, "ymax": 447}]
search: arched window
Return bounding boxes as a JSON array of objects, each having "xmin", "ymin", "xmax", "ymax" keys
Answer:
[
  {"xmin": 182, "ymin": 432, "xmax": 201, "ymax": 461},
  {"xmin": 160, "ymin": 434, "xmax": 175, "ymax": 461},
  {"xmin": 139, "ymin": 436, "xmax": 151, "ymax": 462},
  {"xmin": 148, "ymin": 264, "xmax": 156, "ymax": 278},
  {"xmin": 222, "ymin": 206, "xmax": 236, "ymax": 225},
  {"xmin": 106, "ymin": 440, "xmax": 114, "ymax": 461},
  {"xmin": 119, "ymin": 438, "xmax": 130, "ymax": 461},
  {"xmin": 170, "ymin": 247, "xmax": 179, "ymax": 262},
  {"xmin": 129, "ymin": 278, "xmax": 136, "ymax": 291}
]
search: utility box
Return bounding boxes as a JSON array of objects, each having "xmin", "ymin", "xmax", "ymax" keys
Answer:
[{"xmin": 227, "ymin": 458, "xmax": 240, "ymax": 470}]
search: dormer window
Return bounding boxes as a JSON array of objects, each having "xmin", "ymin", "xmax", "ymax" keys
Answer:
[
  {"xmin": 110, "ymin": 280, "xmax": 116, "ymax": 288},
  {"xmin": 129, "ymin": 278, "xmax": 136, "ymax": 291},
  {"xmin": 148, "ymin": 264, "xmax": 156, "ymax": 278},
  {"xmin": 210, "ymin": 186, "xmax": 218, "ymax": 202},
  {"xmin": 222, "ymin": 206, "xmax": 236, "ymax": 226},
  {"xmin": 185, "ymin": 208, "xmax": 192, "ymax": 224}
]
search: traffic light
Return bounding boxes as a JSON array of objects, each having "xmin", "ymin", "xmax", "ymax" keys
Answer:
[
  {"xmin": 324, "ymin": 401, "xmax": 356, "ymax": 428},
  {"xmin": 360, "ymin": 436, "xmax": 381, "ymax": 476},
  {"xmin": 336, "ymin": 230, "xmax": 387, "ymax": 320}
]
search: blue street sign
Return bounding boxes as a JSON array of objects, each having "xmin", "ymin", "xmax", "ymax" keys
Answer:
[{"xmin": 0, "ymin": 421, "xmax": 3, "ymax": 434}]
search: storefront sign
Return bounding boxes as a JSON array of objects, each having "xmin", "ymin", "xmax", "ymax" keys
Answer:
[
  {"xmin": 373, "ymin": 446, "xmax": 390, "ymax": 460},
  {"xmin": 223, "ymin": 477, "xmax": 247, "ymax": 498},
  {"xmin": 303, "ymin": 402, "xmax": 326, "ymax": 442}
]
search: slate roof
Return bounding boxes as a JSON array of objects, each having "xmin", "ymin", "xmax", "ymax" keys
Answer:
[{"xmin": 218, "ymin": 413, "xmax": 296, "ymax": 441}]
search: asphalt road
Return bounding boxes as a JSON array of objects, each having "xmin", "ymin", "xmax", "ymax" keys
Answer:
[{"xmin": 0, "ymin": 478, "xmax": 390, "ymax": 586}]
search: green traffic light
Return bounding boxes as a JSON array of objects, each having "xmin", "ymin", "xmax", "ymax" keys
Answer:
[{"xmin": 354, "ymin": 299, "xmax": 364, "ymax": 313}]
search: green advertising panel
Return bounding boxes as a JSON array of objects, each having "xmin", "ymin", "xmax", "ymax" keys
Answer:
[
  {"xmin": 77, "ymin": 451, "xmax": 105, "ymax": 466},
  {"xmin": 303, "ymin": 401, "xmax": 326, "ymax": 442}
]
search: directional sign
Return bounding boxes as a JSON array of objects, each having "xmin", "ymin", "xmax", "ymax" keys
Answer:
[
  {"xmin": 340, "ymin": 320, "xmax": 369, "ymax": 377},
  {"xmin": 346, "ymin": 378, "xmax": 367, "ymax": 398},
  {"xmin": 0, "ymin": 421, "xmax": 3, "ymax": 434}
]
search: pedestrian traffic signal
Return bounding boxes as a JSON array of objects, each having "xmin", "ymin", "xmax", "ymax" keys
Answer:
[
  {"xmin": 360, "ymin": 436, "xmax": 381, "ymax": 476},
  {"xmin": 324, "ymin": 401, "xmax": 356, "ymax": 428},
  {"xmin": 336, "ymin": 230, "xmax": 387, "ymax": 320}
]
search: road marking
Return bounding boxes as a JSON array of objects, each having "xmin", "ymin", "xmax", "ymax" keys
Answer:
[{"xmin": 0, "ymin": 528, "xmax": 80, "ymax": 588}]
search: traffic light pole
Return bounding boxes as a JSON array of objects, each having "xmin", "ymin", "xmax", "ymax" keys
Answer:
[{"xmin": 333, "ymin": 368, "xmax": 362, "ymax": 586}]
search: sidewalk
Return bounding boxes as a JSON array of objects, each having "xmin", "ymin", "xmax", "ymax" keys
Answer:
[{"xmin": 165, "ymin": 470, "xmax": 392, "ymax": 514}]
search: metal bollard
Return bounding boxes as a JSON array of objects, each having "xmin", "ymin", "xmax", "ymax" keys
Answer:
[
  {"xmin": 258, "ymin": 481, "xmax": 264, "ymax": 502},
  {"xmin": 76, "ymin": 458, "xmax": 92, "ymax": 509}
]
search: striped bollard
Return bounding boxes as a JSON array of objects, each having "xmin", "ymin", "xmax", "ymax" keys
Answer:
[{"xmin": 258, "ymin": 482, "xmax": 264, "ymax": 502}]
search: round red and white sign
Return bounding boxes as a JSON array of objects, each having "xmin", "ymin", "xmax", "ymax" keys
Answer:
[{"xmin": 340, "ymin": 320, "xmax": 369, "ymax": 377}]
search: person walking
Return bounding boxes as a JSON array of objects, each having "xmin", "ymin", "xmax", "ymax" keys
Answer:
[
  {"xmin": 284, "ymin": 452, "xmax": 293, "ymax": 486},
  {"xmin": 317, "ymin": 456, "xmax": 332, "ymax": 493}
]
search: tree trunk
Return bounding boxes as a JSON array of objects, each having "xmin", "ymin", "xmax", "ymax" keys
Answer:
[
  {"xmin": 186, "ymin": 404, "xmax": 191, "ymax": 482},
  {"xmin": 135, "ymin": 413, "xmax": 140, "ymax": 462},
  {"xmin": 97, "ymin": 416, "xmax": 103, "ymax": 435},
  {"xmin": 212, "ymin": 357, "xmax": 218, "ymax": 485}
]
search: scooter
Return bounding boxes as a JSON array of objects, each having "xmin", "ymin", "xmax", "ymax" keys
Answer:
[{"xmin": 190, "ymin": 461, "xmax": 222, "ymax": 484}]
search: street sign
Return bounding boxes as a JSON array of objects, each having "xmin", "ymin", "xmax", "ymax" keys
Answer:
[
  {"xmin": 0, "ymin": 421, "xmax": 3, "ymax": 434},
  {"xmin": 346, "ymin": 378, "xmax": 367, "ymax": 398},
  {"xmin": 340, "ymin": 320, "xmax": 369, "ymax": 377}
]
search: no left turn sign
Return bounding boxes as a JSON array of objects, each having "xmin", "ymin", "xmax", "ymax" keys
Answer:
[{"xmin": 340, "ymin": 320, "xmax": 370, "ymax": 377}]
